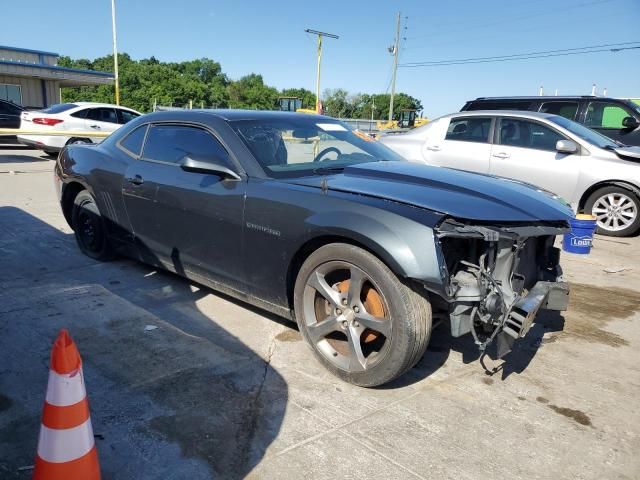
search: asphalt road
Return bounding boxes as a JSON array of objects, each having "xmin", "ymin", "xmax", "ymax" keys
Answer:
[{"xmin": 1, "ymin": 148, "xmax": 639, "ymax": 479}]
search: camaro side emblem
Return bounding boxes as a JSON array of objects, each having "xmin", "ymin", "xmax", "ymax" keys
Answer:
[{"xmin": 246, "ymin": 222, "xmax": 281, "ymax": 237}]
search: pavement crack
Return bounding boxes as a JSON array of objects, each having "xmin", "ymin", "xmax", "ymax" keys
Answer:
[{"xmin": 238, "ymin": 335, "xmax": 278, "ymax": 472}]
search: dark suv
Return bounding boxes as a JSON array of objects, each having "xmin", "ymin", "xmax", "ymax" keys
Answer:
[
  {"xmin": 0, "ymin": 99, "xmax": 24, "ymax": 144},
  {"xmin": 461, "ymin": 96, "xmax": 640, "ymax": 146}
]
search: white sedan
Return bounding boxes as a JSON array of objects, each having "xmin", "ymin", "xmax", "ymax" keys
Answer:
[
  {"xmin": 380, "ymin": 110, "xmax": 640, "ymax": 237},
  {"xmin": 18, "ymin": 102, "xmax": 140, "ymax": 155}
]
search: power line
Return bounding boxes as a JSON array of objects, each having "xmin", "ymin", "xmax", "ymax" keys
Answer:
[
  {"xmin": 399, "ymin": 42, "xmax": 640, "ymax": 68},
  {"xmin": 402, "ymin": 41, "xmax": 639, "ymax": 65}
]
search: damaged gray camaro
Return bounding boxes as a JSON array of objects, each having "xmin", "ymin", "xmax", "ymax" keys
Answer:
[{"xmin": 56, "ymin": 110, "xmax": 572, "ymax": 387}]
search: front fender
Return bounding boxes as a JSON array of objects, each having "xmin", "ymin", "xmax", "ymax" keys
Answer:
[{"xmin": 303, "ymin": 207, "xmax": 444, "ymax": 289}]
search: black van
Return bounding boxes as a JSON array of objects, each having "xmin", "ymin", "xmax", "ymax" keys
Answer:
[{"xmin": 461, "ymin": 96, "xmax": 640, "ymax": 146}]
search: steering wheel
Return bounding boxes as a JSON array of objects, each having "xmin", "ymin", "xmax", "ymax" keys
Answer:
[{"xmin": 313, "ymin": 147, "xmax": 342, "ymax": 162}]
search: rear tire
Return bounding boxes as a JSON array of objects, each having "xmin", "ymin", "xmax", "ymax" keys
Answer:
[
  {"xmin": 71, "ymin": 191, "xmax": 115, "ymax": 261},
  {"xmin": 293, "ymin": 243, "xmax": 432, "ymax": 387},
  {"xmin": 585, "ymin": 186, "xmax": 640, "ymax": 237}
]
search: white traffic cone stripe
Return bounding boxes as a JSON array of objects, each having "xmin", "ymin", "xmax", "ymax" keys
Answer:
[
  {"xmin": 37, "ymin": 418, "xmax": 95, "ymax": 463},
  {"xmin": 45, "ymin": 369, "xmax": 86, "ymax": 407}
]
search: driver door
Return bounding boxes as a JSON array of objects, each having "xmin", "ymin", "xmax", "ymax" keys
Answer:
[
  {"xmin": 583, "ymin": 100, "xmax": 639, "ymax": 145},
  {"xmin": 489, "ymin": 117, "xmax": 581, "ymax": 202},
  {"xmin": 122, "ymin": 123, "xmax": 247, "ymax": 288}
]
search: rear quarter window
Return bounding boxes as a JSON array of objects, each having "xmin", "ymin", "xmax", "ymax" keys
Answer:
[{"xmin": 118, "ymin": 125, "xmax": 147, "ymax": 157}]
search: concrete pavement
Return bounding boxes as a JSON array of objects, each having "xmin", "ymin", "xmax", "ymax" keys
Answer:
[{"xmin": 1, "ymin": 149, "xmax": 639, "ymax": 479}]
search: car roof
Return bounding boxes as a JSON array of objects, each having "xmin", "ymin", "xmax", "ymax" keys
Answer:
[
  {"xmin": 469, "ymin": 95, "xmax": 636, "ymax": 104},
  {"xmin": 439, "ymin": 110, "xmax": 559, "ymax": 121},
  {"xmin": 73, "ymin": 101, "xmax": 136, "ymax": 109},
  {"xmin": 471, "ymin": 95, "xmax": 597, "ymax": 101}
]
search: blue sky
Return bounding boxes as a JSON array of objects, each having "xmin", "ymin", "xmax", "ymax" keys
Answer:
[{"xmin": 3, "ymin": 0, "xmax": 639, "ymax": 117}]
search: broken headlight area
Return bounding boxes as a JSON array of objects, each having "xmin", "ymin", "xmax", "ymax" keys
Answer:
[{"xmin": 435, "ymin": 219, "xmax": 570, "ymax": 358}]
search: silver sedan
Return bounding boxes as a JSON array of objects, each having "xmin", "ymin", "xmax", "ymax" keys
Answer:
[{"xmin": 380, "ymin": 110, "xmax": 640, "ymax": 236}]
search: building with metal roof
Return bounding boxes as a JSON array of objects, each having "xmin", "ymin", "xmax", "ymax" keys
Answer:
[{"xmin": 0, "ymin": 45, "xmax": 113, "ymax": 109}]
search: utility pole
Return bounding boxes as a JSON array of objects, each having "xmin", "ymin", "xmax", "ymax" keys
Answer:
[
  {"xmin": 111, "ymin": 0, "xmax": 120, "ymax": 105},
  {"xmin": 305, "ymin": 29, "xmax": 339, "ymax": 114},
  {"xmin": 371, "ymin": 96, "xmax": 376, "ymax": 131},
  {"xmin": 388, "ymin": 12, "xmax": 401, "ymax": 122}
]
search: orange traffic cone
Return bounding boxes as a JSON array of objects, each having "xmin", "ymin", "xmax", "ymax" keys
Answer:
[{"xmin": 33, "ymin": 329, "xmax": 101, "ymax": 480}]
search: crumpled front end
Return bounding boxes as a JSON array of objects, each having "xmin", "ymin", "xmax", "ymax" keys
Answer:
[{"xmin": 435, "ymin": 218, "xmax": 570, "ymax": 357}]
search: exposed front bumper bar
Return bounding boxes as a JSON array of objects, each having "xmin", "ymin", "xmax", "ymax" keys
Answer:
[{"xmin": 503, "ymin": 281, "xmax": 570, "ymax": 341}]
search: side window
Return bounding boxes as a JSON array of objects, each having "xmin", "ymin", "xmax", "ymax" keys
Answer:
[
  {"xmin": 445, "ymin": 117, "xmax": 492, "ymax": 143},
  {"xmin": 142, "ymin": 124, "xmax": 231, "ymax": 166},
  {"xmin": 499, "ymin": 119, "xmax": 565, "ymax": 152},
  {"xmin": 70, "ymin": 109, "xmax": 89, "ymax": 119},
  {"xmin": 118, "ymin": 109, "xmax": 139, "ymax": 124},
  {"xmin": 119, "ymin": 125, "xmax": 147, "ymax": 157},
  {"xmin": 87, "ymin": 108, "xmax": 118, "ymax": 124},
  {"xmin": 539, "ymin": 101, "xmax": 578, "ymax": 120},
  {"xmin": 585, "ymin": 102, "xmax": 633, "ymax": 129},
  {"xmin": 0, "ymin": 101, "xmax": 20, "ymax": 115}
]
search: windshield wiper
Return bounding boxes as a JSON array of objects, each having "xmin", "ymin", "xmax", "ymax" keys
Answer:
[{"xmin": 312, "ymin": 165, "xmax": 346, "ymax": 175}]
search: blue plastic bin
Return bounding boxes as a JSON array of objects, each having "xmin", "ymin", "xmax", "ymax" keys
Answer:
[{"xmin": 563, "ymin": 214, "xmax": 597, "ymax": 254}]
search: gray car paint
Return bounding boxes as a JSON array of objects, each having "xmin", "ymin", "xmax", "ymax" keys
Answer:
[{"xmin": 56, "ymin": 110, "xmax": 572, "ymax": 319}]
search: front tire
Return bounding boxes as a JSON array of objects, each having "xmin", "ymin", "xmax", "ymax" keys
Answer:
[
  {"xmin": 585, "ymin": 186, "xmax": 640, "ymax": 237},
  {"xmin": 293, "ymin": 243, "xmax": 432, "ymax": 387},
  {"xmin": 71, "ymin": 191, "xmax": 114, "ymax": 261}
]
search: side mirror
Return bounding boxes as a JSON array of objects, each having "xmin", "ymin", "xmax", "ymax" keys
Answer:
[
  {"xmin": 622, "ymin": 116, "xmax": 639, "ymax": 129},
  {"xmin": 556, "ymin": 139, "xmax": 579, "ymax": 154},
  {"xmin": 180, "ymin": 155, "xmax": 241, "ymax": 180}
]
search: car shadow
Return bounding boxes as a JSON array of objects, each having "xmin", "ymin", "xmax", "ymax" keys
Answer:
[
  {"xmin": 0, "ymin": 146, "xmax": 51, "ymax": 164},
  {"xmin": 381, "ymin": 308, "xmax": 566, "ymax": 389},
  {"xmin": 0, "ymin": 206, "xmax": 287, "ymax": 479}
]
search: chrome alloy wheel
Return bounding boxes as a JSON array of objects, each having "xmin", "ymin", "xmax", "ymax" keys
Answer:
[
  {"xmin": 302, "ymin": 261, "xmax": 392, "ymax": 373},
  {"xmin": 592, "ymin": 193, "xmax": 638, "ymax": 232}
]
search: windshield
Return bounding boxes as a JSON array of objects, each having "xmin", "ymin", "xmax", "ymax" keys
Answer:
[
  {"xmin": 231, "ymin": 118, "xmax": 404, "ymax": 178},
  {"xmin": 41, "ymin": 103, "xmax": 78, "ymax": 114},
  {"xmin": 550, "ymin": 115, "xmax": 618, "ymax": 149}
]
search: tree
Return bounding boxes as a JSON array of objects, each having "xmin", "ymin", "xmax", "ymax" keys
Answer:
[
  {"xmin": 57, "ymin": 53, "xmax": 424, "ymax": 117},
  {"xmin": 227, "ymin": 74, "xmax": 279, "ymax": 110}
]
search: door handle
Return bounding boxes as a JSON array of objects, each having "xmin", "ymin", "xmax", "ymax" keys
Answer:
[
  {"xmin": 492, "ymin": 152, "xmax": 510, "ymax": 159},
  {"xmin": 126, "ymin": 174, "xmax": 144, "ymax": 185},
  {"xmin": 426, "ymin": 145, "xmax": 441, "ymax": 151},
  {"xmin": 89, "ymin": 124, "xmax": 100, "ymax": 129}
]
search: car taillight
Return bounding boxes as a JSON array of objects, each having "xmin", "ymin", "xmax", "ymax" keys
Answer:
[{"xmin": 33, "ymin": 118, "xmax": 64, "ymax": 126}]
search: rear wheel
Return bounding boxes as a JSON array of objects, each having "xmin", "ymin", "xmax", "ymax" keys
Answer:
[
  {"xmin": 71, "ymin": 191, "xmax": 114, "ymax": 261},
  {"xmin": 585, "ymin": 186, "xmax": 640, "ymax": 237},
  {"xmin": 293, "ymin": 243, "xmax": 432, "ymax": 387}
]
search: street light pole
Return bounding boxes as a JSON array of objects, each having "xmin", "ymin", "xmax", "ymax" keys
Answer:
[
  {"xmin": 111, "ymin": 0, "xmax": 120, "ymax": 105},
  {"xmin": 305, "ymin": 29, "xmax": 339, "ymax": 114}
]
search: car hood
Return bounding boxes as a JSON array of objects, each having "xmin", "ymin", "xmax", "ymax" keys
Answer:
[{"xmin": 288, "ymin": 161, "xmax": 573, "ymax": 222}]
